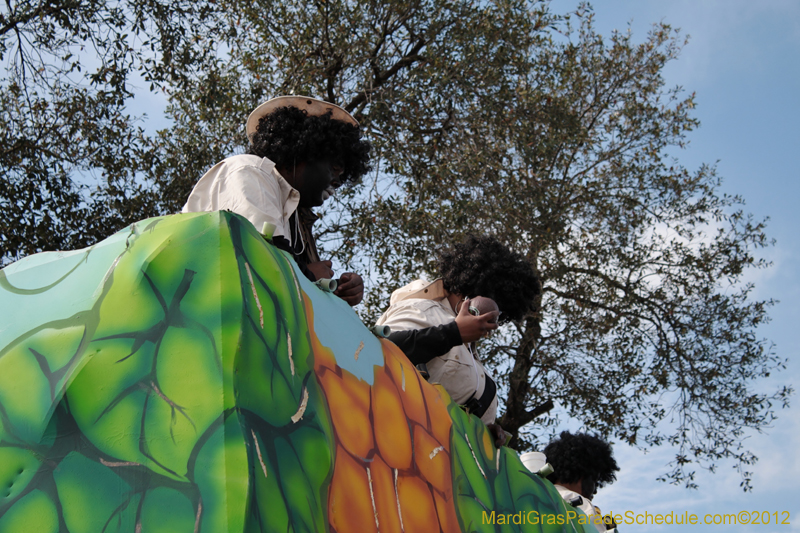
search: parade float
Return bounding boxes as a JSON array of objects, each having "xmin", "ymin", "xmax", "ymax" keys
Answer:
[{"xmin": 0, "ymin": 211, "xmax": 589, "ymax": 532}]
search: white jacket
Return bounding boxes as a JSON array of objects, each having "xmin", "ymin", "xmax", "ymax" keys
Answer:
[
  {"xmin": 555, "ymin": 485, "xmax": 609, "ymax": 532},
  {"xmin": 377, "ymin": 279, "xmax": 498, "ymax": 424},
  {"xmin": 182, "ymin": 154, "xmax": 300, "ymax": 244}
]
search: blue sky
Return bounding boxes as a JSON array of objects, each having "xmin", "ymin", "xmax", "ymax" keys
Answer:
[{"xmin": 544, "ymin": 1, "xmax": 800, "ymax": 530}]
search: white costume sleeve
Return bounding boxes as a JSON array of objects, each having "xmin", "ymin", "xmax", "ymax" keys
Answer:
[
  {"xmin": 209, "ymin": 165, "xmax": 287, "ymax": 238},
  {"xmin": 376, "ymin": 300, "xmax": 440, "ymax": 330},
  {"xmin": 182, "ymin": 156, "xmax": 296, "ymax": 241}
]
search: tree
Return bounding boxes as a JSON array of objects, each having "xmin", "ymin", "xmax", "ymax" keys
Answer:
[
  {"xmin": 143, "ymin": 0, "xmax": 548, "ymax": 216},
  {"xmin": 0, "ymin": 0, "xmax": 225, "ymax": 264},
  {"xmin": 339, "ymin": 7, "xmax": 790, "ymax": 490},
  {"xmin": 1, "ymin": 0, "xmax": 789, "ymax": 490}
]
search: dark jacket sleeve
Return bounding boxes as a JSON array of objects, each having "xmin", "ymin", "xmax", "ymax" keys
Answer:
[
  {"xmin": 387, "ymin": 322, "xmax": 462, "ymax": 366},
  {"xmin": 272, "ymin": 235, "xmax": 316, "ymax": 282}
]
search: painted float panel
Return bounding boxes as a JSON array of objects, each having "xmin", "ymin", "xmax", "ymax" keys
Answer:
[{"xmin": 0, "ymin": 211, "xmax": 590, "ymax": 533}]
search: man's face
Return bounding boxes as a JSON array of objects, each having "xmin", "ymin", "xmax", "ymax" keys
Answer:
[
  {"xmin": 581, "ymin": 476, "xmax": 598, "ymax": 499},
  {"xmin": 293, "ymin": 159, "xmax": 344, "ymax": 207}
]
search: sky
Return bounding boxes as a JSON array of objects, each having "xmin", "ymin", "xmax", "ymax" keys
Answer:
[
  {"xmin": 122, "ymin": 0, "xmax": 800, "ymax": 530},
  {"xmin": 543, "ymin": 1, "xmax": 800, "ymax": 531}
]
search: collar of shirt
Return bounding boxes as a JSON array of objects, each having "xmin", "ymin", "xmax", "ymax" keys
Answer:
[
  {"xmin": 389, "ymin": 278, "xmax": 449, "ymax": 307},
  {"xmin": 272, "ymin": 165, "xmax": 301, "ymax": 224}
]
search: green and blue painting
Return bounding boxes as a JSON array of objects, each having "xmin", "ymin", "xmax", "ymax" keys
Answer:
[{"xmin": 0, "ymin": 211, "xmax": 589, "ymax": 532}]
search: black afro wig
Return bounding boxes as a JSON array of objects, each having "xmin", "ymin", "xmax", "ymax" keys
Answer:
[
  {"xmin": 437, "ymin": 234, "xmax": 541, "ymax": 323},
  {"xmin": 544, "ymin": 431, "xmax": 619, "ymax": 492},
  {"xmin": 248, "ymin": 105, "xmax": 371, "ymax": 183}
]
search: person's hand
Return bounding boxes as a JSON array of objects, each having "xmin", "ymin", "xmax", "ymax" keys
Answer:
[
  {"xmin": 455, "ymin": 298, "xmax": 499, "ymax": 343},
  {"xmin": 308, "ymin": 260, "xmax": 334, "ymax": 280},
  {"xmin": 334, "ymin": 272, "xmax": 364, "ymax": 306},
  {"xmin": 487, "ymin": 423, "xmax": 511, "ymax": 448}
]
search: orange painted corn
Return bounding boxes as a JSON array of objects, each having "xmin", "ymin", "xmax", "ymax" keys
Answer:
[{"xmin": 303, "ymin": 295, "xmax": 462, "ymax": 533}]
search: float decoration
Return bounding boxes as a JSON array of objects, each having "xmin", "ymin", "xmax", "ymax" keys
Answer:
[{"xmin": 0, "ymin": 211, "xmax": 589, "ymax": 532}]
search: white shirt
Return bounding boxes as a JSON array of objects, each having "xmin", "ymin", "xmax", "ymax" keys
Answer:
[
  {"xmin": 554, "ymin": 485, "xmax": 607, "ymax": 533},
  {"xmin": 376, "ymin": 279, "xmax": 498, "ymax": 424},
  {"xmin": 181, "ymin": 154, "xmax": 301, "ymax": 244}
]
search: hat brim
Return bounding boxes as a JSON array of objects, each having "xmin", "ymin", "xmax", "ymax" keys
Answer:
[{"xmin": 246, "ymin": 96, "xmax": 358, "ymax": 137}]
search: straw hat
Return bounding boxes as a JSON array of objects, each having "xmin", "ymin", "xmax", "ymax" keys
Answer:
[{"xmin": 245, "ymin": 95, "xmax": 358, "ymax": 137}]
